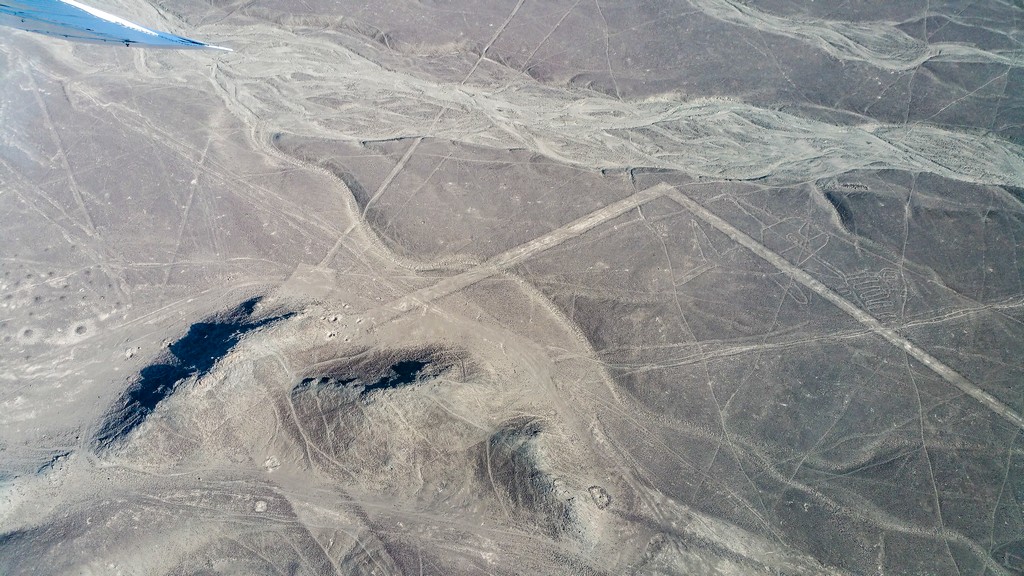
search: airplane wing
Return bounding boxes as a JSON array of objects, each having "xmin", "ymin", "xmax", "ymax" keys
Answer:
[{"xmin": 0, "ymin": 0, "xmax": 229, "ymax": 49}]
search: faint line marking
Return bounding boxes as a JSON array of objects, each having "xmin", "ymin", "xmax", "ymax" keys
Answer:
[
  {"xmin": 322, "ymin": 0, "xmax": 528, "ymax": 267},
  {"xmin": 521, "ymin": 0, "xmax": 582, "ymax": 72},
  {"xmin": 163, "ymin": 136, "xmax": 212, "ymax": 285},
  {"xmin": 28, "ymin": 69, "xmax": 97, "ymax": 236}
]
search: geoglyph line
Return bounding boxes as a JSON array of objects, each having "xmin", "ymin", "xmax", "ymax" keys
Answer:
[
  {"xmin": 358, "ymin": 184, "xmax": 670, "ymax": 326},
  {"xmin": 664, "ymin": 188, "xmax": 1024, "ymax": 430},
  {"xmin": 337, "ymin": 179, "xmax": 1024, "ymax": 430},
  {"xmin": 209, "ymin": 18, "xmax": 1024, "ymax": 427}
]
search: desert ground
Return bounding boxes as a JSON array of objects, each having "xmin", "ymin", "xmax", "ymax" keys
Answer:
[{"xmin": 2, "ymin": 1, "xmax": 1024, "ymax": 574}]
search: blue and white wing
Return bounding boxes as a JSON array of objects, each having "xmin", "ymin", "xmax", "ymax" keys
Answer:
[{"xmin": 0, "ymin": 0, "xmax": 229, "ymax": 49}]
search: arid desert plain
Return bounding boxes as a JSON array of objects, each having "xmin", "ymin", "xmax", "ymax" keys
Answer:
[{"xmin": 3, "ymin": 1, "xmax": 1024, "ymax": 574}]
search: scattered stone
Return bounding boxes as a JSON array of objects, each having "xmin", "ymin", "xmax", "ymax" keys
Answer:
[{"xmin": 588, "ymin": 485, "xmax": 611, "ymax": 510}]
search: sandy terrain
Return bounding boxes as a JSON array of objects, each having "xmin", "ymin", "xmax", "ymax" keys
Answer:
[{"xmin": 2, "ymin": 0, "xmax": 1024, "ymax": 574}]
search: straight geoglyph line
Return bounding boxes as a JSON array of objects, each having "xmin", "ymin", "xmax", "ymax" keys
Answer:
[
  {"xmin": 664, "ymin": 188, "xmax": 1024, "ymax": 430},
  {"xmin": 360, "ymin": 184, "xmax": 670, "ymax": 326}
]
